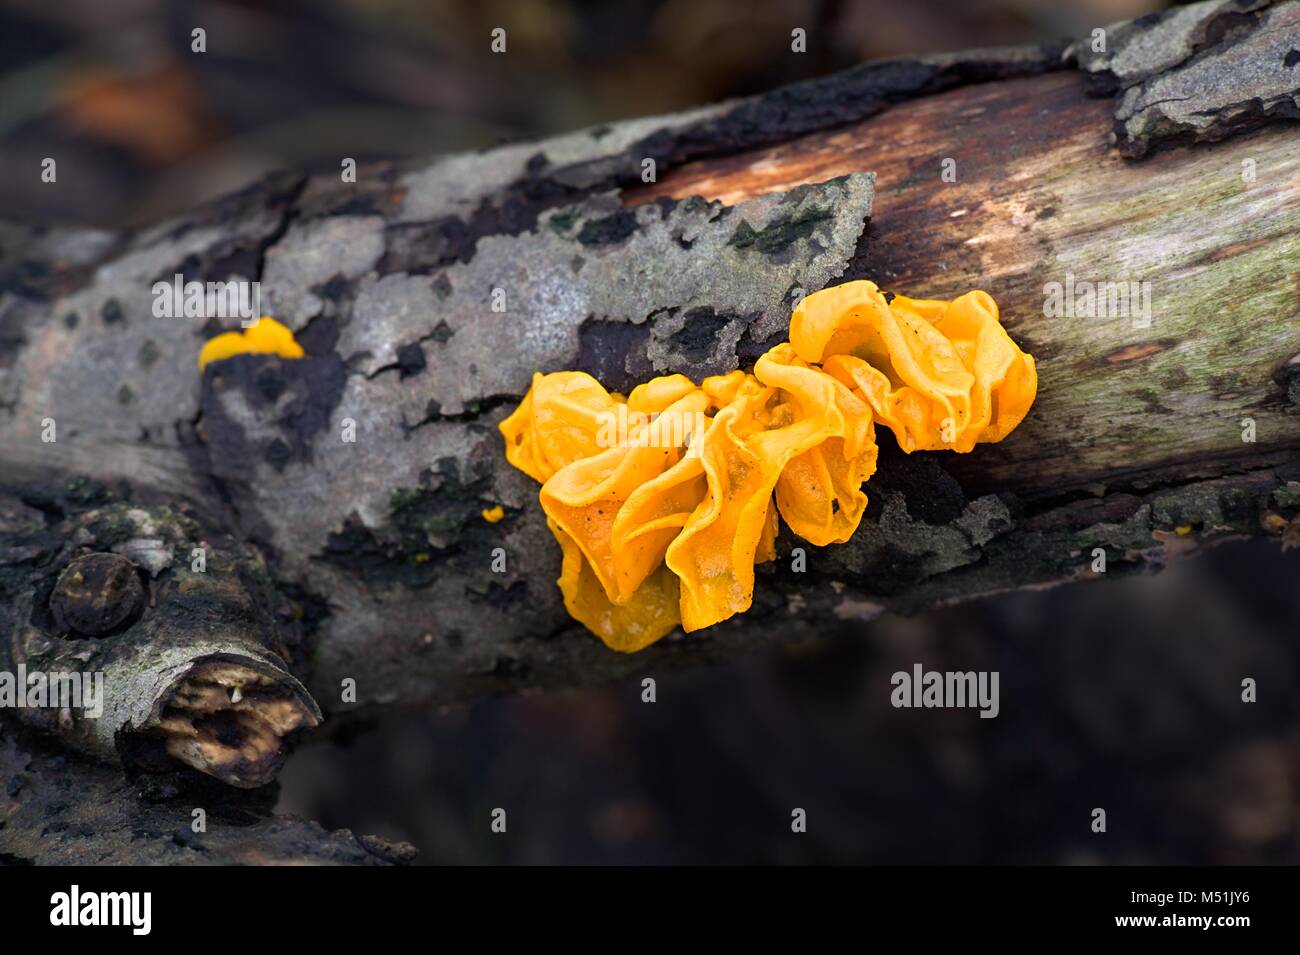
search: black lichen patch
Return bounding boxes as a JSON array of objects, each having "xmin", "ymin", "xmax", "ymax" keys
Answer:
[
  {"xmin": 378, "ymin": 216, "xmax": 476, "ymax": 274},
  {"xmin": 199, "ymin": 350, "xmax": 348, "ymax": 483},
  {"xmin": 295, "ymin": 314, "xmax": 340, "ymax": 355},
  {"xmin": 156, "ymin": 239, "xmax": 263, "ymax": 290},
  {"xmin": 0, "ymin": 302, "xmax": 28, "ymax": 370},
  {"xmin": 138, "ymin": 339, "xmax": 160, "ymax": 368},
  {"xmin": 395, "ymin": 342, "xmax": 427, "ymax": 379},
  {"xmin": 294, "ymin": 161, "xmax": 405, "ymax": 221},
  {"xmin": 668, "ymin": 307, "xmax": 737, "ymax": 363},
  {"xmin": 11, "ymin": 476, "xmax": 117, "ymax": 523},
  {"xmin": 548, "ymin": 207, "xmax": 581, "ymax": 236},
  {"xmin": 100, "ymin": 299, "xmax": 124, "ymax": 325},
  {"xmin": 280, "ymin": 584, "xmax": 331, "ymax": 645},
  {"xmin": 476, "ymin": 580, "xmax": 528, "ymax": 610},
  {"xmin": 157, "ymin": 173, "xmax": 306, "ymax": 313},
  {"xmin": 376, "ymin": 167, "xmax": 592, "ymax": 276},
  {"xmin": 729, "ymin": 190, "xmax": 835, "ymax": 257},
  {"xmin": 369, "ymin": 340, "xmax": 429, "ymax": 381},
  {"xmin": 575, "ymin": 317, "xmax": 652, "ymax": 393},
  {"xmin": 264, "ymin": 437, "xmax": 292, "ymax": 471},
  {"xmin": 866, "ymin": 432, "xmax": 969, "ymax": 526},
  {"xmin": 312, "ymin": 274, "xmax": 352, "ymax": 305},
  {"xmin": 0, "ymin": 245, "xmax": 111, "ymax": 304},
  {"xmin": 0, "ymin": 520, "xmax": 67, "ymax": 630},
  {"xmin": 427, "ymin": 319, "xmax": 454, "ymax": 343},
  {"xmin": 842, "ymin": 537, "xmax": 939, "ymax": 596},
  {"xmin": 525, "ymin": 152, "xmax": 549, "ymax": 175},
  {"xmin": 326, "ymin": 272, "xmax": 363, "ymax": 305},
  {"xmin": 318, "ymin": 459, "xmax": 499, "ymax": 588},
  {"xmin": 631, "ymin": 48, "xmax": 1062, "ymax": 168},
  {"xmin": 1198, "ymin": 9, "xmax": 1264, "ymax": 53},
  {"xmin": 170, "ymin": 169, "xmax": 304, "ymax": 243},
  {"xmin": 576, "ymin": 209, "xmax": 639, "ymax": 246},
  {"xmin": 734, "ymin": 323, "xmax": 786, "ymax": 366}
]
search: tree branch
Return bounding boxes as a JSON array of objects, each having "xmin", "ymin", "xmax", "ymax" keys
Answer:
[{"xmin": 1, "ymin": 2, "xmax": 1298, "ymax": 862}]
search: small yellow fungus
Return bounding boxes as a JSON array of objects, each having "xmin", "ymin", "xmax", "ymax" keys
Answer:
[
  {"xmin": 198, "ymin": 317, "xmax": 305, "ymax": 371},
  {"xmin": 500, "ymin": 280, "xmax": 1037, "ymax": 653},
  {"xmin": 482, "ymin": 505, "xmax": 506, "ymax": 523},
  {"xmin": 1174, "ymin": 525, "xmax": 1192, "ymax": 536}
]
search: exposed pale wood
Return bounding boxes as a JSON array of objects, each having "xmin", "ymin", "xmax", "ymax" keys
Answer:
[{"xmin": 631, "ymin": 71, "xmax": 1300, "ymax": 496}]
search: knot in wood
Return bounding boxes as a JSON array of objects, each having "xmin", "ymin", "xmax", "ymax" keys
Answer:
[{"xmin": 50, "ymin": 552, "xmax": 146, "ymax": 637}]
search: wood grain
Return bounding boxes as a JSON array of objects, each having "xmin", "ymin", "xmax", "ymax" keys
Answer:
[{"xmin": 630, "ymin": 72, "xmax": 1300, "ymax": 496}]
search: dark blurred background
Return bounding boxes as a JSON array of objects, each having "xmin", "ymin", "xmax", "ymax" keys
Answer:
[{"xmin": 6, "ymin": 0, "xmax": 1298, "ymax": 865}]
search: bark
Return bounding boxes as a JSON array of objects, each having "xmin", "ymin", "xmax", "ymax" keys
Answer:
[
  {"xmin": 1, "ymin": 0, "xmax": 1299, "ymax": 862},
  {"xmin": 0, "ymin": 718, "xmax": 414, "ymax": 865}
]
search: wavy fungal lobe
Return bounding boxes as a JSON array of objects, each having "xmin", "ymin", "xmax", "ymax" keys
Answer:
[{"xmin": 500, "ymin": 280, "xmax": 1037, "ymax": 652}]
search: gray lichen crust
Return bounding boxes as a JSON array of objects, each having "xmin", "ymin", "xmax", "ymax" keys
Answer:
[
  {"xmin": 341, "ymin": 173, "xmax": 875, "ymax": 405},
  {"xmin": 1069, "ymin": 0, "xmax": 1300, "ymax": 156},
  {"xmin": 199, "ymin": 173, "xmax": 875, "ymax": 716}
]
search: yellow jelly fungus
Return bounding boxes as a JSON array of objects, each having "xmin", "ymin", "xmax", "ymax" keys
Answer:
[
  {"xmin": 499, "ymin": 280, "xmax": 1037, "ymax": 653},
  {"xmin": 198, "ymin": 317, "xmax": 305, "ymax": 371},
  {"xmin": 482, "ymin": 505, "xmax": 506, "ymax": 523}
]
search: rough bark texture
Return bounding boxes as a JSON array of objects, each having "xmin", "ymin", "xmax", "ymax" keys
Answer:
[
  {"xmin": 2, "ymin": 0, "xmax": 1299, "ymax": 863},
  {"xmin": 1070, "ymin": 0, "xmax": 1300, "ymax": 155},
  {"xmin": 0, "ymin": 718, "xmax": 414, "ymax": 865}
]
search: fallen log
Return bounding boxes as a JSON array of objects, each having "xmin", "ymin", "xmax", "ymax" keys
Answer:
[{"xmin": 1, "ymin": 0, "xmax": 1298, "ymax": 862}]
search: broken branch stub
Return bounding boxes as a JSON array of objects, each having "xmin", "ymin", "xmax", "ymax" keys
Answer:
[
  {"xmin": 0, "ymin": 5, "xmax": 1297, "ymax": 733},
  {"xmin": 0, "ymin": 488, "xmax": 320, "ymax": 787}
]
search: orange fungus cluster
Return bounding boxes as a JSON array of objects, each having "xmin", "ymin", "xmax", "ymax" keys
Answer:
[{"xmin": 499, "ymin": 280, "xmax": 1037, "ymax": 652}]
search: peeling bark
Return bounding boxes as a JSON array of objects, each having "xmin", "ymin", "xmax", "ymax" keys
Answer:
[
  {"xmin": 1, "ymin": 9, "xmax": 1299, "ymax": 862},
  {"xmin": 1069, "ymin": 0, "xmax": 1300, "ymax": 156}
]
